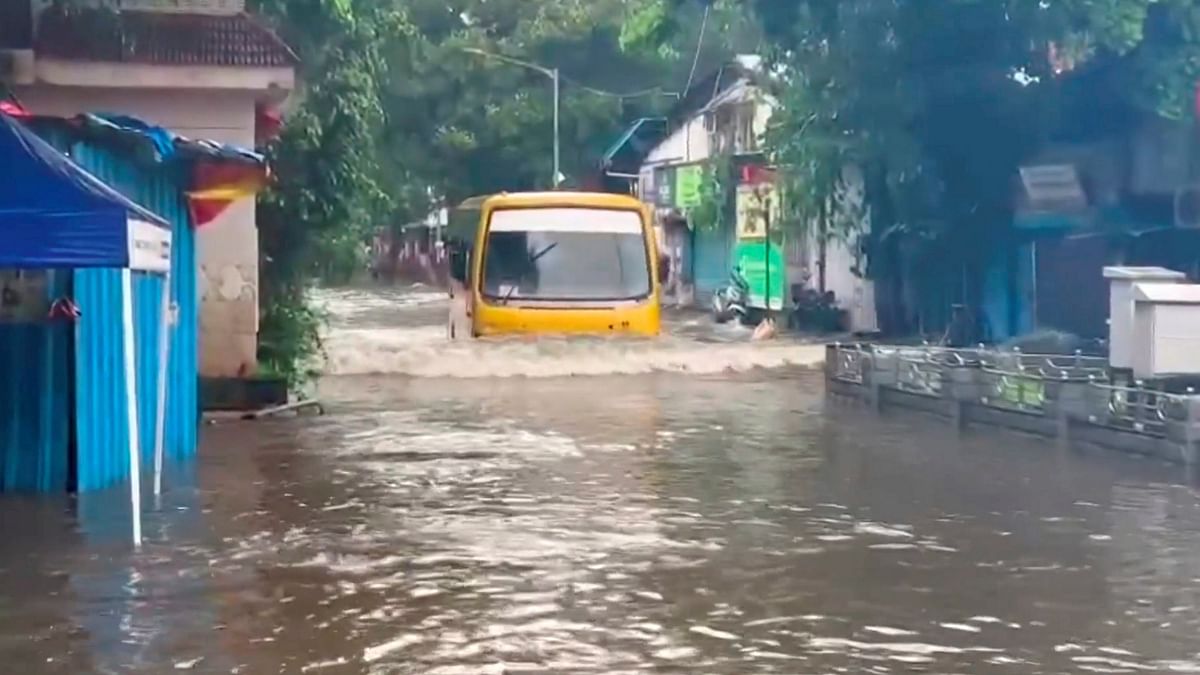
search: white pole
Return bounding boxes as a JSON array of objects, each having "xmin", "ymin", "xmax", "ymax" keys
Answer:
[
  {"xmin": 121, "ymin": 268, "xmax": 143, "ymax": 547},
  {"xmin": 152, "ymin": 266, "xmax": 171, "ymax": 499},
  {"xmin": 552, "ymin": 67, "xmax": 560, "ymax": 188}
]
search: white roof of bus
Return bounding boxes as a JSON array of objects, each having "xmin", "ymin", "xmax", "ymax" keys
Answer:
[{"xmin": 489, "ymin": 207, "xmax": 642, "ymax": 233}]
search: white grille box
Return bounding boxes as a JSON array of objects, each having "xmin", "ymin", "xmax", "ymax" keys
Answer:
[
  {"xmin": 1131, "ymin": 282, "xmax": 1200, "ymax": 378},
  {"xmin": 1104, "ymin": 266, "xmax": 1186, "ymax": 370}
]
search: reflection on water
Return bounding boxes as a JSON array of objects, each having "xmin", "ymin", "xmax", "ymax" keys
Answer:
[{"xmin": 2, "ymin": 285, "xmax": 1200, "ymax": 673}]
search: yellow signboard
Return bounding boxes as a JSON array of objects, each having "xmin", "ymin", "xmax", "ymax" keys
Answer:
[{"xmin": 736, "ymin": 183, "xmax": 781, "ymax": 239}]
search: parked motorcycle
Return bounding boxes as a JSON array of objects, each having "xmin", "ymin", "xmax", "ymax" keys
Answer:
[
  {"xmin": 788, "ymin": 287, "xmax": 844, "ymax": 333},
  {"xmin": 711, "ymin": 267, "xmax": 759, "ymax": 325}
]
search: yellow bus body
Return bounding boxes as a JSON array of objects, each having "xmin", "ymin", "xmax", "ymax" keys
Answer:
[{"xmin": 449, "ymin": 192, "xmax": 661, "ymax": 339}]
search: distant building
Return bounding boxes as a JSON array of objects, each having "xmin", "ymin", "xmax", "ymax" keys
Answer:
[
  {"xmin": 604, "ymin": 56, "xmax": 877, "ymax": 333},
  {"xmin": 1, "ymin": 0, "xmax": 297, "ymax": 378}
]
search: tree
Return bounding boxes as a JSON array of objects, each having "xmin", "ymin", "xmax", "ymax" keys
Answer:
[
  {"xmin": 250, "ymin": 0, "xmax": 405, "ymax": 385},
  {"xmin": 752, "ymin": 0, "xmax": 1200, "ymax": 333},
  {"xmin": 383, "ymin": 0, "xmax": 668, "ymax": 206},
  {"xmin": 247, "ymin": 0, "xmax": 758, "ymax": 384},
  {"xmin": 245, "ymin": 0, "xmax": 719, "ymax": 382}
]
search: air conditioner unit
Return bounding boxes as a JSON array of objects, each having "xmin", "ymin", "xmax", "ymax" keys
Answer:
[
  {"xmin": 1019, "ymin": 163, "xmax": 1087, "ymax": 211},
  {"xmin": 0, "ymin": 50, "xmax": 35, "ymax": 86}
]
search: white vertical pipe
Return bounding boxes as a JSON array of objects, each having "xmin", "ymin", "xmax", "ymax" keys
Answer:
[
  {"xmin": 121, "ymin": 268, "xmax": 143, "ymax": 547},
  {"xmin": 552, "ymin": 67, "xmax": 560, "ymax": 188},
  {"xmin": 152, "ymin": 266, "xmax": 171, "ymax": 499}
]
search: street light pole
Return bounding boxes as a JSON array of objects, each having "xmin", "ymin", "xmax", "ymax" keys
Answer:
[
  {"xmin": 552, "ymin": 67, "xmax": 560, "ymax": 188},
  {"xmin": 463, "ymin": 47, "xmax": 562, "ymax": 189}
]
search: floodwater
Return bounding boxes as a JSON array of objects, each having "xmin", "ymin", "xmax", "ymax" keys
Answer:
[{"xmin": 4, "ymin": 287, "xmax": 1200, "ymax": 674}]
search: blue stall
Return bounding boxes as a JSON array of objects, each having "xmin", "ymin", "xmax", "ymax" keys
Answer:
[{"xmin": 0, "ymin": 111, "xmax": 178, "ymax": 544}]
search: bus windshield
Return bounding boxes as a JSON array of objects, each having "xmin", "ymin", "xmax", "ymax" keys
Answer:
[{"xmin": 482, "ymin": 208, "xmax": 651, "ymax": 302}]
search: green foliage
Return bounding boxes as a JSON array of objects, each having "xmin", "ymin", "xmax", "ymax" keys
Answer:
[
  {"xmin": 753, "ymin": 0, "xmax": 1200, "ymax": 331},
  {"xmin": 689, "ymin": 154, "xmax": 733, "ymax": 232},
  {"xmin": 246, "ymin": 0, "xmax": 749, "ymax": 384},
  {"xmin": 250, "ymin": 0, "xmax": 401, "ymax": 387},
  {"xmin": 381, "ymin": 0, "xmax": 688, "ymax": 205},
  {"xmin": 257, "ymin": 296, "xmax": 326, "ymax": 388}
]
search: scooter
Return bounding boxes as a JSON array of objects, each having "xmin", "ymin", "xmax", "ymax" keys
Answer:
[{"xmin": 711, "ymin": 267, "xmax": 754, "ymax": 325}]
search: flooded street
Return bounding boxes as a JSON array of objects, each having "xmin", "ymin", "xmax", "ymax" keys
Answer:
[{"xmin": 5, "ymin": 287, "xmax": 1200, "ymax": 674}]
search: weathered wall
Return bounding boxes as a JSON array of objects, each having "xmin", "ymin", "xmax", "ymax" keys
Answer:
[
  {"xmin": 791, "ymin": 168, "xmax": 878, "ymax": 334},
  {"xmin": 643, "ymin": 116, "xmax": 709, "ymax": 166},
  {"xmin": 17, "ymin": 85, "xmax": 260, "ymax": 377}
]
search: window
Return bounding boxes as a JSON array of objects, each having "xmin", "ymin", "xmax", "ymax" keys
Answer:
[
  {"xmin": 482, "ymin": 208, "xmax": 651, "ymax": 302},
  {"xmin": 708, "ymin": 104, "xmax": 759, "ymax": 155},
  {"xmin": 735, "ymin": 104, "xmax": 758, "ymax": 153}
]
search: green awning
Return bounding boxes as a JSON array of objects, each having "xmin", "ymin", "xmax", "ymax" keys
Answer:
[{"xmin": 602, "ymin": 117, "xmax": 667, "ymax": 173}]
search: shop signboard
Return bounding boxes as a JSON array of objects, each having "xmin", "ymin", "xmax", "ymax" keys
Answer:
[
  {"xmin": 735, "ymin": 182, "xmax": 781, "ymax": 240},
  {"xmin": 652, "ymin": 166, "xmax": 674, "ymax": 207},
  {"xmin": 734, "ymin": 240, "xmax": 786, "ymax": 311},
  {"xmin": 733, "ymin": 167, "xmax": 784, "ymax": 310},
  {"xmin": 674, "ymin": 164, "xmax": 704, "ymax": 209}
]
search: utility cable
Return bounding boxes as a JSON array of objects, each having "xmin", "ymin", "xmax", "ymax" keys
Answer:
[
  {"xmin": 682, "ymin": 2, "xmax": 712, "ymax": 97},
  {"xmin": 558, "ymin": 75, "xmax": 679, "ymax": 100}
]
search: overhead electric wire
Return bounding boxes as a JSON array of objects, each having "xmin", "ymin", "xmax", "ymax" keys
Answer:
[
  {"xmin": 558, "ymin": 74, "xmax": 679, "ymax": 100},
  {"xmin": 682, "ymin": 2, "xmax": 712, "ymax": 97}
]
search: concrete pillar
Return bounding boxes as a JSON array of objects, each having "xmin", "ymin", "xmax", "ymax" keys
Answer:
[
  {"xmin": 1053, "ymin": 380, "xmax": 1089, "ymax": 452},
  {"xmin": 950, "ymin": 398, "xmax": 967, "ymax": 432}
]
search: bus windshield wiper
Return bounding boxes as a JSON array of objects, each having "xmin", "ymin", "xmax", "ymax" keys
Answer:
[
  {"xmin": 502, "ymin": 282, "xmax": 520, "ymax": 305},
  {"xmin": 501, "ymin": 244, "xmax": 557, "ymax": 305},
  {"xmin": 530, "ymin": 242, "xmax": 558, "ymax": 263}
]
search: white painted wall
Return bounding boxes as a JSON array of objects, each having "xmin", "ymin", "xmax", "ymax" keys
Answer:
[
  {"xmin": 35, "ymin": 59, "xmax": 294, "ymax": 93},
  {"xmin": 790, "ymin": 168, "xmax": 877, "ymax": 333},
  {"xmin": 685, "ymin": 116, "xmax": 710, "ymax": 163},
  {"xmin": 32, "ymin": 0, "xmax": 245, "ymax": 18},
  {"xmin": 644, "ymin": 116, "xmax": 710, "ymax": 166},
  {"xmin": 17, "ymin": 85, "xmax": 263, "ymax": 376}
]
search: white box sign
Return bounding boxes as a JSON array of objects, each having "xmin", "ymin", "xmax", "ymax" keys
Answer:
[{"xmin": 128, "ymin": 219, "xmax": 173, "ymax": 274}]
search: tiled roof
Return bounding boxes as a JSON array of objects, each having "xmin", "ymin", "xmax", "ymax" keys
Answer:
[{"xmin": 35, "ymin": 7, "xmax": 297, "ymax": 68}]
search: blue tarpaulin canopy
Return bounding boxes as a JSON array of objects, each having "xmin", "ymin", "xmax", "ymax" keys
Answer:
[{"xmin": 0, "ymin": 112, "xmax": 170, "ymax": 271}]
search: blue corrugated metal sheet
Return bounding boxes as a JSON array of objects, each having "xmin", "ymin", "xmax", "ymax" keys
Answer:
[
  {"xmin": 693, "ymin": 222, "xmax": 734, "ymax": 301},
  {"xmin": 65, "ymin": 142, "xmax": 199, "ymax": 491},
  {"xmin": 982, "ymin": 249, "xmax": 1012, "ymax": 342},
  {"xmin": 133, "ymin": 271, "xmax": 165, "ymax": 464},
  {"xmin": 73, "ymin": 268, "xmax": 130, "ymax": 491},
  {"xmin": 0, "ymin": 134, "xmax": 198, "ymax": 494},
  {"xmin": 1015, "ymin": 242, "xmax": 1036, "ymax": 336},
  {"xmin": 0, "ymin": 271, "xmax": 71, "ymax": 492}
]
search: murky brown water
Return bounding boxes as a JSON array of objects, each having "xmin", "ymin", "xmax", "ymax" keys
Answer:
[{"xmin": 4, "ymin": 286, "xmax": 1200, "ymax": 674}]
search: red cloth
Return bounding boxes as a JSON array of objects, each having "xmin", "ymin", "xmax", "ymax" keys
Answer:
[
  {"xmin": 0, "ymin": 101, "xmax": 30, "ymax": 118},
  {"xmin": 256, "ymin": 103, "xmax": 283, "ymax": 144},
  {"xmin": 740, "ymin": 164, "xmax": 776, "ymax": 185},
  {"xmin": 187, "ymin": 160, "xmax": 268, "ymax": 227}
]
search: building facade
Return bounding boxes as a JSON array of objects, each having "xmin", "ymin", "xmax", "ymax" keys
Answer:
[
  {"xmin": 2, "ymin": 0, "xmax": 296, "ymax": 377},
  {"xmin": 615, "ymin": 57, "xmax": 878, "ymax": 333}
]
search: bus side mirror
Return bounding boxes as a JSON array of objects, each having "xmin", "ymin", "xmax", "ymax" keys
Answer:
[{"xmin": 449, "ymin": 247, "xmax": 469, "ymax": 283}]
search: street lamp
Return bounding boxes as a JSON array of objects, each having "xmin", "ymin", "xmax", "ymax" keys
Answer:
[{"xmin": 463, "ymin": 47, "xmax": 561, "ymax": 188}]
